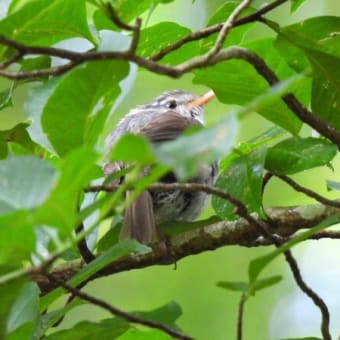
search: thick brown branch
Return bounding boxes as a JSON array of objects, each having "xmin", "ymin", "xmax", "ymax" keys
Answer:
[
  {"xmin": 33, "ymin": 202, "xmax": 340, "ymax": 295},
  {"xmin": 1, "ymin": 36, "xmax": 340, "ymax": 147}
]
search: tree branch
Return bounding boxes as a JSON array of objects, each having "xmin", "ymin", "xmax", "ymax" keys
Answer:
[
  {"xmin": 150, "ymin": 0, "xmax": 289, "ymax": 61},
  {"xmin": 2, "ymin": 36, "xmax": 339, "ymax": 148},
  {"xmin": 275, "ymin": 174, "xmax": 340, "ymax": 209},
  {"xmin": 206, "ymin": 0, "xmax": 253, "ymax": 59},
  {"xmin": 32, "ymin": 201, "xmax": 340, "ymax": 295},
  {"xmin": 237, "ymin": 294, "xmax": 247, "ymax": 340}
]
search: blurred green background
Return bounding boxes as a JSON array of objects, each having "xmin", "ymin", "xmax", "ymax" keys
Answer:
[{"xmin": 1, "ymin": 0, "xmax": 340, "ymax": 339}]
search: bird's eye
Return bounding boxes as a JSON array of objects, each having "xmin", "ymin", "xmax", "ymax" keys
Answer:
[{"xmin": 167, "ymin": 99, "xmax": 177, "ymax": 109}]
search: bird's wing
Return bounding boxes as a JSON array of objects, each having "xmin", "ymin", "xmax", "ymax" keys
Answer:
[{"xmin": 139, "ymin": 111, "xmax": 202, "ymax": 143}]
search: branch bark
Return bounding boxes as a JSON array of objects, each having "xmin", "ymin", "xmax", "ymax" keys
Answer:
[{"xmin": 32, "ymin": 202, "xmax": 340, "ymax": 295}]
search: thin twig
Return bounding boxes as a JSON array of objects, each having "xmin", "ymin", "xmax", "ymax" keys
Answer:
[
  {"xmin": 0, "ymin": 60, "xmax": 81, "ymax": 79},
  {"xmin": 276, "ymin": 174, "xmax": 340, "ymax": 209},
  {"xmin": 262, "ymin": 172, "xmax": 273, "ymax": 193},
  {"xmin": 237, "ymin": 294, "xmax": 247, "ymax": 340},
  {"xmin": 150, "ymin": 0, "xmax": 289, "ymax": 61},
  {"xmin": 129, "ymin": 18, "xmax": 142, "ymax": 54},
  {"xmin": 104, "ymin": 2, "xmax": 136, "ymax": 31},
  {"xmin": 283, "ymin": 251, "xmax": 331, "ymax": 340},
  {"xmin": 207, "ymin": 0, "xmax": 253, "ymax": 59},
  {"xmin": 44, "ymin": 273, "xmax": 193, "ymax": 340},
  {"xmin": 75, "ymin": 222, "xmax": 95, "ymax": 263},
  {"xmin": 0, "ymin": 50, "xmax": 23, "ymax": 68}
]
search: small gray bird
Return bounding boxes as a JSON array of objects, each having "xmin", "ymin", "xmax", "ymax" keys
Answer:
[{"xmin": 104, "ymin": 90, "xmax": 217, "ymax": 244}]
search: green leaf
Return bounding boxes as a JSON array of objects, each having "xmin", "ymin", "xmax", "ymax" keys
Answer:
[
  {"xmin": 45, "ymin": 318, "xmax": 130, "ymax": 340},
  {"xmin": 0, "ymin": 123, "xmax": 36, "ymax": 152},
  {"xmin": 220, "ymin": 126, "xmax": 287, "ymax": 171},
  {"xmin": 265, "ymin": 137, "xmax": 337, "ymax": 175},
  {"xmin": 110, "ymin": 0, "xmax": 175, "ymax": 23},
  {"xmin": 134, "ymin": 301, "xmax": 182, "ymax": 329},
  {"xmin": 217, "ymin": 281, "xmax": 248, "ymax": 292},
  {"xmin": 138, "ymin": 22, "xmax": 199, "ymax": 64},
  {"xmin": 0, "ymin": 0, "xmax": 93, "ymax": 51},
  {"xmin": 277, "ymin": 17, "xmax": 340, "ymax": 59},
  {"xmin": 156, "ymin": 116, "xmax": 236, "ymax": 179},
  {"xmin": 6, "ymin": 282, "xmax": 39, "ymax": 338},
  {"xmin": 212, "ymin": 147, "xmax": 267, "ymax": 220},
  {"xmin": 109, "ymin": 134, "xmax": 156, "ymax": 165},
  {"xmin": 36, "ymin": 147, "xmax": 99, "ymax": 237},
  {"xmin": 248, "ymin": 215, "xmax": 339, "ymax": 284},
  {"xmin": 34, "ymin": 299, "xmax": 85, "ymax": 339},
  {"xmin": 326, "ymin": 180, "xmax": 340, "ymax": 191},
  {"xmin": 0, "ymin": 85, "xmax": 14, "ymax": 110},
  {"xmin": 0, "ymin": 155, "xmax": 56, "ymax": 213},
  {"xmin": 309, "ymin": 50, "xmax": 340, "ymax": 131},
  {"xmin": 40, "ymin": 240, "xmax": 150, "ymax": 310},
  {"xmin": 194, "ymin": 38, "xmax": 306, "ymax": 134},
  {"xmin": 41, "ymin": 60, "xmax": 129, "ymax": 156},
  {"xmin": 0, "ymin": 276, "xmax": 26, "ymax": 339},
  {"xmin": 24, "ymin": 79, "xmax": 59, "ymax": 153},
  {"xmin": 138, "ymin": 22, "xmax": 190, "ymax": 58},
  {"xmin": 290, "ymin": 0, "xmax": 307, "ymax": 13},
  {"xmin": 0, "ymin": 211, "xmax": 35, "ymax": 264},
  {"xmin": 249, "ymin": 275, "xmax": 282, "ymax": 295},
  {"xmin": 275, "ymin": 17, "xmax": 340, "ymax": 130}
]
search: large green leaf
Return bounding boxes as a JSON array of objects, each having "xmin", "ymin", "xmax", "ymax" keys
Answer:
[
  {"xmin": 36, "ymin": 147, "xmax": 99, "ymax": 237},
  {"xmin": 194, "ymin": 38, "xmax": 306, "ymax": 134},
  {"xmin": 40, "ymin": 240, "xmax": 150, "ymax": 310},
  {"xmin": 6, "ymin": 282, "xmax": 39, "ymax": 339},
  {"xmin": 0, "ymin": 0, "xmax": 93, "ymax": 54},
  {"xmin": 40, "ymin": 61, "xmax": 129, "ymax": 156},
  {"xmin": 0, "ymin": 211, "xmax": 35, "ymax": 264},
  {"xmin": 109, "ymin": 133, "xmax": 156, "ymax": 165},
  {"xmin": 277, "ymin": 16, "xmax": 340, "ymax": 59},
  {"xmin": 0, "ymin": 156, "xmax": 56, "ymax": 213},
  {"xmin": 265, "ymin": 137, "xmax": 337, "ymax": 175},
  {"xmin": 0, "ymin": 276, "xmax": 26, "ymax": 339},
  {"xmin": 309, "ymin": 50, "xmax": 340, "ymax": 130},
  {"xmin": 138, "ymin": 22, "xmax": 200, "ymax": 64},
  {"xmin": 24, "ymin": 79, "xmax": 59, "ymax": 153},
  {"xmin": 290, "ymin": 0, "xmax": 307, "ymax": 13},
  {"xmin": 134, "ymin": 301, "xmax": 182, "ymax": 330},
  {"xmin": 275, "ymin": 17, "xmax": 340, "ymax": 130},
  {"xmin": 212, "ymin": 147, "xmax": 267, "ymax": 220}
]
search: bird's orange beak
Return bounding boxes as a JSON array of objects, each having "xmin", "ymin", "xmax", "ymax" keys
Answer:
[{"xmin": 185, "ymin": 90, "xmax": 215, "ymax": 109}]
